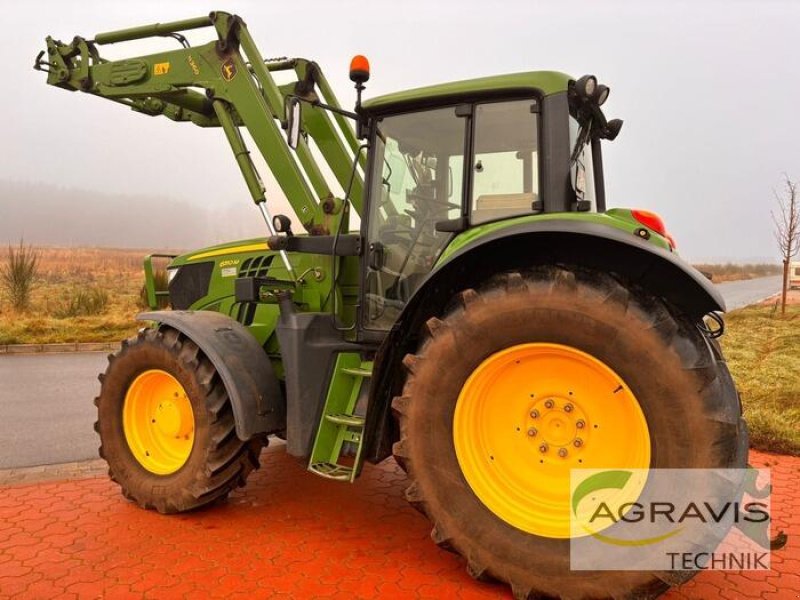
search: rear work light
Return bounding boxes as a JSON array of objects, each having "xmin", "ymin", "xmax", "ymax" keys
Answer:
[{"xmin": 631, "ymin": 209, "xmax": 676, "ymax": 250}]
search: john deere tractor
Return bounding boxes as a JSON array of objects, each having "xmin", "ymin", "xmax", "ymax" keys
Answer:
[{"xmin": 38, "ymin": 12, "xmax": 747, "ymax": 599}]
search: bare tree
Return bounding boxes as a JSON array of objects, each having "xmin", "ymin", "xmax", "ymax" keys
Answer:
[{"xmin": 772, "ymin": 175, "xmax": 800, "ymax": 315}]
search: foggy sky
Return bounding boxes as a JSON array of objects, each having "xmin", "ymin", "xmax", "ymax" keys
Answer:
[{"xmin": 1, "ymin": 0, "xmax": 798, "ymax": 261}]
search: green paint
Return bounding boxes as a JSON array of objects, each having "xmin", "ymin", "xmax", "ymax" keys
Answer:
[
  {"xmin": 436, "ymin": 210, "xmax": 672, "ymax": 267},
  {"xmin": 364, "ymin": 71, "xmax": 573, "ymax": 111}
]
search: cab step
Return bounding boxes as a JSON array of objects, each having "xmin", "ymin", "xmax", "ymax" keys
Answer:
[
  {"xmin": 307, "ymin": 353, "xmax": 372, "ymax": 483},
  {"xmin": 307, "ymin": 462, "xmax": 356, "ymax": 481},
  {"xmin": 325, "ymin": 413, "xmax": 366, "ymax": 427},
  {"xmin": 340, "ymin": 367, "xmax": 372, "ymax": 378}
]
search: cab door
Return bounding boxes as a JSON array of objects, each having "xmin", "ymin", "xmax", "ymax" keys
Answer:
[{"xmin": 361, "ymin": 106, "xmax": 467, "ymax": 331}]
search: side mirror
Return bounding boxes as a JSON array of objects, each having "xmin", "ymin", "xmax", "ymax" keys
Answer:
[{"xmin": 285, "ymin": 96, "xmax": 302, "ymax": 150}]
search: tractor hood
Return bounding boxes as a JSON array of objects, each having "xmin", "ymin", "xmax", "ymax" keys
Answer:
[{"xmin": 169, "ymin": 238, "xmax": 272, "ymax": 267}]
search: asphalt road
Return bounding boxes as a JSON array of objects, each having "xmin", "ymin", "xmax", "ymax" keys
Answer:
[
  {"xmin": 0, "ymin": 353, "xmax": 106, "ymax": 469},
  {"xmin": 0, "ymin": 275, "xmax": 784, "ymax": 470},
  {"xmin": 716, "ymin": 275, "xmax": 782, "ymax": 310}
]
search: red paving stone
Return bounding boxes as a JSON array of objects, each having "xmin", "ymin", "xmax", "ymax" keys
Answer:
[{"xmin": 0, "ymin": 448, "xmax": 796, "ymax": 599}]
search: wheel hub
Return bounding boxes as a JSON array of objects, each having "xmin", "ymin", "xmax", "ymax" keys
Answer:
[
  {"xmin": 122, "ymin": 369, "xmax": 195, "ymax": 475},
  {"xmin": 529, "ymin": 397, "xmax": 588, "ymax": 452},
  {"xmin": 453, "ymin": 343, "xmax": 651, "ymax": 538}
]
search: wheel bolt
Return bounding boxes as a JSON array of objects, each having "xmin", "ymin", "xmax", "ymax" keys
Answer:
[
  {"xmin": 576, "ymin": 420, "xmax": 585, "ymax": 429},
  {"xmin": 530, "ymin": 409, "xmax": 539, "ymax": 419},
  {"xmin": 558, "ymin": 448, "xmax": 568, "ymax": 458},
  {"xmin": 527, "ymin": 428, "xmax": 537, "ymax": 437},
  {"xmin": 574, "ymin": 438, "xmax": 583, "ymax": 448},
  {"xmin": 539, "ymin": 443, "xmax": 548, "ymax": 453},
  {"xmin": 544, "ymin": 399, "xmax": 554, "ymax": 409},
  {"xmin": 564, "ymin": 403, "xmax": 573, "ymax": 413}
]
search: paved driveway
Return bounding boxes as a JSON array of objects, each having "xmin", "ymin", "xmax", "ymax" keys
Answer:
[{"xmin": 0, "ymin": 448, "xmax": 795, "ymax": 599}]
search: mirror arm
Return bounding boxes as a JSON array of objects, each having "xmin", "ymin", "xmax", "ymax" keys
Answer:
[
  {"xmin": 286, "ymin": 94, "xmax": 359, "ymax": 121},
  {"xmin": 310, "ymin": 99, "xmax": 359, "ymax": 121},
  {"xmin": 289, "ymin": 94, "xmax": 368, "ymax": 141},
  {"xmin": 284, "ymin": 94, "xmax": 368, "ymax": 153}
]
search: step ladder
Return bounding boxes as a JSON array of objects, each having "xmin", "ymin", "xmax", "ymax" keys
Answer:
[{"xmin": 308, "ymin": 353, "xmax": 372, "ymax": 482}]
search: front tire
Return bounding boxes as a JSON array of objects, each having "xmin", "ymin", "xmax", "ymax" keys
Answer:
[
  {"xmin": 95, "ymin": 326, "xmax": 263, "ymax": 514},
  {"xmin": 392, "ymin": 267, "xmax": 745, "ymax": 599}
]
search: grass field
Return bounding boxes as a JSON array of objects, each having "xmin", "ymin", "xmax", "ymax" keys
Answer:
[
  {"xmin": 0, "ymin": 247, "xmax": 160, "ymax": 345},
  {"xmin": 1, "ymin": 248, "xmax": 797, "ymax": 455},
  {"xmin": 721, "ymin": 301, "xmax": 800, "ymax": 456}
]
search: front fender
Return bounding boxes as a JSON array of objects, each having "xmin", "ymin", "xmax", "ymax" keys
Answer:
[
  {"xmin": 137, "ymin": 310, "xmax": 285, "ymax": 440},
  {"xmin": 362, "ymin": 218, "xmax": 725, "ymax": 463}
]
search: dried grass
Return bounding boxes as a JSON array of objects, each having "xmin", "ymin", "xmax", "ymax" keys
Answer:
[
  {"xmin": 1, "ymin": 240, "xmax": 40, "ymax": 311},
  {"xmin": 694, "ymin": 263, "xmax": 782, "ymax": 283},
  {"xmin": 0, "ymin": 247, "xmax": 147, "ymax": 343}
]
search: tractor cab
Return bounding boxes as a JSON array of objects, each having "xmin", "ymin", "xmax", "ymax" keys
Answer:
[
  {"xmin": 362, "ymin": 98, "xmax": 543, "ymax": 328},
  {"xmin": 352, "ymin": 71, "xmax": 619, "ymax": 329}
]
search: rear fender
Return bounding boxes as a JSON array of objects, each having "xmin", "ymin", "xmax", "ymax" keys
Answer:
[
  {"xmin": 137, "ymin": 310, "xmax": 285, "ymax": 440},
  {"xmin": 362, "ymin": 219, "xmax": 725, "ymax": 462}
]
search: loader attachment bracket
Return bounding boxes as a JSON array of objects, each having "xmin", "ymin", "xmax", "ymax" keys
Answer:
[{"xmin": 267, "ymin": 234, "xmax": 362, "ymax": 256}]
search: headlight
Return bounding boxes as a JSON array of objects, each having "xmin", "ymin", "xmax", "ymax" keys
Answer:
[
  {"xmin": 167, "ymin": 267, "xmax": 180, "ymax": 283},
  {"xmin": 596, "ymin": 84, "xmax": 610, "ymax": 106},
  {"xmin": 576, "ymin": 74, "xmax": 597, "ymax": 99}
]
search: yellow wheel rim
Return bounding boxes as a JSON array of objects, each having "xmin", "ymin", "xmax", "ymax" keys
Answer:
[
  {"xmin": 453, "ymin": 343, "xmax": 650, "ymax": 538},
  {"xmin": 123, "ymin": 369, "xmax": 195, "ymax": 475}
]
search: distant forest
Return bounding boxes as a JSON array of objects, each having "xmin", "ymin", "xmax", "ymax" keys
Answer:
[{"xmin": 0, "ymin": 181, "xmax": 266, "ymax": 249}]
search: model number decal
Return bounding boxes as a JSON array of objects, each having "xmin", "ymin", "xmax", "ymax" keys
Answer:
[{"xmin": 187, "ymin": 55, "xmax": 200, "ymax": 76}]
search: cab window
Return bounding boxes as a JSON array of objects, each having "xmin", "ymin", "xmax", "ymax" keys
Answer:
[{"xmin": 471, "ymin": 100, "xmax": 540, "ymax": 224}]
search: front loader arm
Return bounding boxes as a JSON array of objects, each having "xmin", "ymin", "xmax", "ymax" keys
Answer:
[{"xmin": 36, "ymin": 12, "xmax": 364, "ymax": 231}]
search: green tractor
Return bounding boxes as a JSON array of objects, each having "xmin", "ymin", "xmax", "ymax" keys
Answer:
[{"xmin": 38, "ymin": 12, "xmax": 746, "ymax": 599}]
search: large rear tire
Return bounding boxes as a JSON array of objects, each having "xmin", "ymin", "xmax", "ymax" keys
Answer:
[
  {"xmin": 392, "ymin": 267, "xmax": 746, "ymax": 599},
  {"xmin": 95, "ymin": 326, "xmax": 263, "ymax": 514}
]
